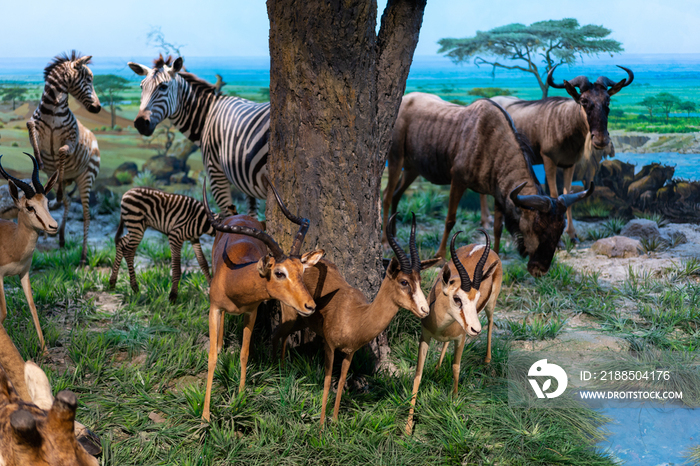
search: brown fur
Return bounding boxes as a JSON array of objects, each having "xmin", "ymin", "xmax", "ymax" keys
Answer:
[
  {"xmin": 0, "ymin": 326, "xmax": 99, "ymax": 465},
  {"xmin": 382, "ymin": 93, "xmax": 586, "ymax": 277},
  {"xmin": 203, "ymin": 215, "xmax": 324, "ymax": 422},
  {"xmin": 273, "ymin": 255, "xmax": 439, "ymax": 427},
  {"xmin": 405, "ymin": 244, "xmax": 502, "ymax": 434}
]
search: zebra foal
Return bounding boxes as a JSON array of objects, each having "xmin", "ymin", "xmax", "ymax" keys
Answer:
[
  {"xmin": 26, "ymin": 51, "xmax": 101, "ymax": 265},
  {"xmin": 109, "ymin": 188, "xmax": 235, "ymax": 302}
]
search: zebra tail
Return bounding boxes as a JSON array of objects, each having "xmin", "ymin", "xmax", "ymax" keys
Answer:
[{"xmin": 115, "ymin": 217, "xmax": 125, "ymax": 248}]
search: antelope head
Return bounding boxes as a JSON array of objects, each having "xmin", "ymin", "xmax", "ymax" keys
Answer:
[
  {"xmin": 0, "ymin": 153, "xmax": 58, "ymax": 234},
  {"xmin": 204, "ymin": 179, "xmax": 324, "ymax": 317},
  {"xmin": 440, "ymin": 230, "xmax": 497, "ymax": 337},
  {"xmin": 509, "ymin": 181, "xmax": 594, "ymax": 277},
  {"xmin": 128, "ymin": 55, "xmax": 183, "ymax": 136},
  {"xmin": 385, "ymin": 213, "xmax": 439, "ymax": 319},
  {"xmin": 0, "ymin": 365, "xmax": 98, "ymax": 466},
  {"xmin": 548, "ymin": 64, "xmax": 634, "ymax": 150}
]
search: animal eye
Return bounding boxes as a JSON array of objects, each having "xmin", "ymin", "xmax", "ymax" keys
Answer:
[
  {"xmin": 159, "ymin": 83, "xmax": 168, "ymax": 91},
  {"xmin": 400, "ymin": 280, "xmax": 409, "ymax": 287},
  {"xmin": 26, "ymin": 206, "xmax": 35, "ymax": 213},
  {"xmin": 454, "ymin": 297, "xmax": 462, "ymax": 306},
  {"xmin": 275, "ymin": 271, "xmax": 286, "ymax": 279}
]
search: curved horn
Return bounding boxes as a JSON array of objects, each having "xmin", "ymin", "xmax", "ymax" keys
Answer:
[
  {"xmin": 595, "ymin": 76, "xmax": 617, "ymax": 88},
  {"xmin": 472, "ymin": 229, "xmax": 491, "ymax": 290},
  {"xmin": 567, "ymin": 76, "xmax": 592, "ymax": 92},
  {"xmin": 387, "ymin": 213, "xmax": 411, "ymax": 273},
  {"xmin": 558, "ymin": 181, "xmax": 595, "ymax": 208},
  {"xmin": 450, "ymin": 231, "xmax": 471, "ymax": 292},
  {"xmin": 26, "ymin": 152, "xmax": 44, "ymax": 194},
  {"xmin": 263, "ymin": 174, "xmax": 310, "ymax": 256},
  {"xmin": 546, "ymin": 64, "xmax": 566, "ymax": 89},
  {"xmin": 604, "ymin": 66, "xmax": 634, "ymax": 96},
  {"xmin": 509, "ymin": 182, "xmax": 552, "ymax": 213},
  {"xmin": 0, "ymin": 154, "xmax": 36, "ymax": 198},
  {"xmin": 202, "ymin": 180, "xmax": 286, "ymax": 259},
  {"xmin": 409, "ymin": 212, "xmax": 420, "ymax": 271}
]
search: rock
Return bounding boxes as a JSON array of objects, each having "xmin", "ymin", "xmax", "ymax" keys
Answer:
[
  {"xmin": 627, "ymin": 163, "xmax": 674, "ymax": 203},
  {"xmin": 111, "ymin": 162, "xmax": 139, "ymax": 186},
  {"xmin": 169, "ymin": 173, "xmax": 196, "ymax": 185},
  {"xmin": 596, "ymin": 159, "xmax": 635, "ymax": 198},
  {"xmin": 591, "ymin": 236, "xmax": 641, "ymax": 258},
  {"xmin": 142, "ymin": 155, "xmax": 187, "ymax": 184},
  {"xmin": 661, "ymin": 226, "xmax": 688, "ymax": 247},
  {"xmin": 620, "ymin": 219, "xmax": 661, "ymax": 241}
]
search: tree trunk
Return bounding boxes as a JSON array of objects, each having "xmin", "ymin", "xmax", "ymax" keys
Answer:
[
  {"xmin": 266, "ymin": 0, "xmax": 426, "ymax": 369},
  {"xmin": 111, "ymin": 103, "xmax": 116, "ymax": 129}
]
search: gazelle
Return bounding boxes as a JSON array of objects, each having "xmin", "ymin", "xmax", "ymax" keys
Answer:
[
  {"xmin": 201, "ymin": 178, "xmax": 325, "ymax": 422},
  {"xmin": 0, "ymin": 153, "xmax": 58, "ymax": 352},
  {"xmin": 405, "ymin": 229, "xmax": 502, "ymax": 434},
  {"xmin": 0, "ymin": 325, "xmax": 101, "ymax": 461},
  {"xmin": 274, "ymin": 213, "xmax": 440, "ymax": 427}
]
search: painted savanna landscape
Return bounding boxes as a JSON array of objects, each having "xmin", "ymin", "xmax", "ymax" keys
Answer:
[{"xmin": 0, "ymin": 2, "xmax": 699, "ymax": 465}]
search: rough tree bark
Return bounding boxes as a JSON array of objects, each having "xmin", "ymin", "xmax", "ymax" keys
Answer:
[{"xmin": 265, "ymin": 0, "xmax": 426, "ymax": 369}]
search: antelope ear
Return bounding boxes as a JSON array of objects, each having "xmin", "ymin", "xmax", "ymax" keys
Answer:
[
  {"xmin": 7, "ymin": 180, "xmax": 20, "ymax": 204},
  {"xmin": 24, "ymin": 361, "xmax": 53, "ymax": 411},
  {"xmin": 257, "ymin": 254, "xmax": 274, "ymax": 277},
  {"xmin": 128, "ymin": 62, "xmax": 150, "ymax": 76},
  {"xmin": 563, "ymin": 81, "xmax": 581, "ymax": 102},
  {"xmin": 386, "ymin": 257, "xmax": 400, "ymax": 279},
  {"xmin": 440, "ymin": 264, "xmax": 455, "ymax": 295},
  {"xmin": 44, "ymin": 171, "xmax": 59, "ymax": 193},
  {"xmin": 301, "ymin": 249, "xmax": 324, "ymax": 268},
  {"xmin": 420, "ymin": 257, "xmax": 441, "ymax": 270},
  {"xmin": 481, "ymin": 261, "xmax": 500, "ymax": 282}
]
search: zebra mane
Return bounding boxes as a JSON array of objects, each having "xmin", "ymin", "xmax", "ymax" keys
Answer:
[
  {"xmin": 482, "ymin": 98, "xmax": 544, "ymax": 193},
  {"xmin": 43, "ymin": 50, "xmax": 90, "ymax": 80},
  {"xmin": 153, "ymin": 54, "xmax": 174, "ymax": 68},
  {"xmin": 178, "ymin": 71, "xmax": 218, "ymax": 95}
]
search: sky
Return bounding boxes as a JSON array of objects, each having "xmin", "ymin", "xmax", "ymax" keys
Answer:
[{"xmin": 2, "ymin": 0, "xmax": 699, "ymax": 59}]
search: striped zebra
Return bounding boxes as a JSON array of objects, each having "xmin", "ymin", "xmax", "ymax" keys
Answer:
[
  {"xmin": 128, "ymin": 56, "xmax": 269, "ymax": 215},
  {"xmin": 26, "ymin": 51, "xmax": 101, "ymax": 265},
  {"xmin": 109, "ymin": 187, "xmax": 231, "ymax": 303}
]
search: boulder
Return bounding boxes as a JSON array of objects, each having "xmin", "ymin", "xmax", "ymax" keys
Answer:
[
  {"xmin": 591, "ymin": 236, "xmax": 641, "ymax": 258},
  {"xmin": 142, "ymin": 155, "xmax": 187, "ymax": 183},
  {"xmin": 620, "ymin": 219, "xmax": 661, "ymax": 241},
  {"xmin": 627, "ymin": 163, "xmax": 674, "ymax": 203},
  {"xmin": 661, "ymin": 226, "xmax": 688, "ymax": 247},
  {"xmin": 111, "ymin": 162, "xmax": 139, "ymax": 186}
]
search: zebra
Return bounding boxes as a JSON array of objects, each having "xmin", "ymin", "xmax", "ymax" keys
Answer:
[
  {"xmin": 109, "ymin": 187, "xmax": 235, "ymax": 303},
  {"xmin": 26, "ymin": 51, "xmax": 101, "ymax": 265},
  {"xmin": 128, "ymin": 55, "xmax": 269, "ymax": 216}
]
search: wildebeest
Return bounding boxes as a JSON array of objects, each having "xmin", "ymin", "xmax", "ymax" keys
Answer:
[
  {"xmin": 490, "ymin": 65, "xmax": 633, "ymax": 238},
  {"xmin": 381, "ymin": 92, "xmax": 593, "ymax": 277}
]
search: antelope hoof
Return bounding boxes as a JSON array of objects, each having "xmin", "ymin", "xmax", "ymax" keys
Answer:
[{"xmin": 169, "ymin": 292, "xmax": 178, "ymax": 304}]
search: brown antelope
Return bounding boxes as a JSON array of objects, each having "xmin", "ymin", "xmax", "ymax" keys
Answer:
[
  {"xmin": 274, "ymin": 213, "xmax": 440, "ymax": 427},
  {"xmin": 0, "ymin": 153, "xmax": 59, "ymax": 352},
  {"xmin": 0, "ymin": 325, "xmax": 101, "ymax": 461},
  {"xmin": 201, "ymin": 178, "xmax": 325, "ymax": 422},
  {"xmin": 405, "ymin": 230, "xmax": 502, "ymax": 435},
  {"xmin": 490, "ymin": 65, "xmax": 633, "ymax": 239},
  {"xmin": 381, "ymin": 93, "xmax": 594, "ymax": 277}
]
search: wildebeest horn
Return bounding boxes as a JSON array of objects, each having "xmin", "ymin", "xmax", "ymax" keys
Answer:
[
  {"xmin": 202, "ymin": 179, "xmax": 286, "ymax": 259},
  {"xmin": 387, "ymin": 213, "xmax": 412, "ymax": 274},
  {"xmin": 409, "ymin": 212, "xmax": 421, "ymax": 272},
  {"xmin": 262, "ymin": 174, "xmax": 310, "ymax": 256},
  {"xmin": 567, "ymin": 76, "xmax": 592, "ymax": 92},
  {"xmin": 450, "ymin": 231, "xmax": 471, "ymax": 292},
  {"xmin": 599, "ymin": 66, "xmax": 634, "ymax": 96},
  {"xmin": 472, "ymin": 229, "xmax": 491, "ymax": 291},
  {"xmin": 547, "ymin": 65, "xmax": 566, "ymax": 89},
  {"xmin": 0, "ymin": 153, "xmax": 38, "ymax": 198},
  {"xmin": 509, "ymin": 182, "xmax": 552, "ymax": 213},
  {"xmin": 558, "ymin": 181, "xmax": 595, "ymax": 208}
]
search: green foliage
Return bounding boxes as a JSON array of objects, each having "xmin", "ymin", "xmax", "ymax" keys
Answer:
[
  {"xmin": 132, "ymin": 169, "xmax": 160, "ymax": 188},
  {"xmin": 638, "ymin": 236, "xmax": 667, "ymax": 254},
  {"xmin": 501, "ymin": 315, "xmax": 567, "ymax": 340},
  {"xmin": 637, "ymin": 96, "xmax": 658, "ymax": 118},
  {"xmin": 467, "ymin": 87, "xmax": 515, "ymax": 98},
  {"xmin": 0, "ymin": 85, "xmax": 29, "ymax": 109},
  {"xmin": 677, "ymin": 100, "xmax": 697, "ymax": 117},
  {"xmin": 635, "ymin": 212, "xmax": 668, "ymax": 228},
  {"xmin": 94, "ymin": 74, "xmax": 131, "ymax": 128},
  {"xmin": 438, "ymin": 19, "xmax": 623, "ymax": 98},
  {"xmin": 11, "ymin": 142, "xmax": 18, "ymax": 147},
  {"xmin": 654, "ymin": 92, "xmax": 682, "ymax": 122},
  {"xmin": 601, "ymin": 217, "xmax": 626, "ymax": 236}
]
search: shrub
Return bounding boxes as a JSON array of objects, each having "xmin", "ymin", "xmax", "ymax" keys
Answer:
[
  {"xmin": 114, "ymin": 125, "xmax": 122, "ymax": 132},
  {"xmin": 132, "ymin": 169, "xmax": 160, "ymax": 188},
  {"xmin": 11, "ymin": 142, "xmax": 18, "ymax": 147}
]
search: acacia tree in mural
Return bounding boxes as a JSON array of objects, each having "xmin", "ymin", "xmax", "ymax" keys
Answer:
[
  {"xmin": 266, "ymin": 0, "xmax": 427, "ymax": 366},
  {"xmin": 439, "ymin": 19, "xmax": 623, "ymax": 98}
]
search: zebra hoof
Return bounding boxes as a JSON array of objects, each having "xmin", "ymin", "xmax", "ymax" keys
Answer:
[{"xmin": 168, "ymin": 292, "xmax": 178, "ymax": 304}]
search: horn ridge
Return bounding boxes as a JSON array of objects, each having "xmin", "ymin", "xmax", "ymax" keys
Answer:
[
  {"xmin": 202, "ymin": 180, "xmax": 286, "ymax": 259},
  {"xmin": 0, "ymin": 154, "xmax": 36, "ymax": 198},
  {"xmin": 25, "ymin": 152, "xmax": 44, "ymax": 194},
  {"xmin": 263, "ymin": 173, "xmax": 310, "ymax": 256},
  {"xmin": 546, "ymin": 64, "xmax": 566, "ymax": 89},
  {"xmin": 409, "ymin": 212, "xmax": 420, "ymax": 271},
  {"xmin": 450, "ymin": 231, "xmax": 471, "ymax": 292},
  {"xmin": 387, "ymin": 213, "xmax": 411, "ymax": 273},
  {"xmin": 472, "ymin": 229, "xmax": 491, "ymax": 290}
]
